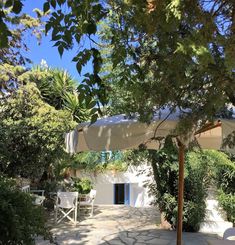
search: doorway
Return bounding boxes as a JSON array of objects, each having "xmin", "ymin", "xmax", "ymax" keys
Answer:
[{"xmin": 114, "ymin": 183, "xmax": 130, "ymax": 205}]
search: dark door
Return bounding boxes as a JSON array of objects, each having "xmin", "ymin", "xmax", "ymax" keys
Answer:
[{"xmin": 114, "ymin": 184, "xmax": 125, "ymax": 204}]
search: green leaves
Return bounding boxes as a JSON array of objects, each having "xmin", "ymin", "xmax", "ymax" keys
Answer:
[
  {"xmin": 12, "ymin": 0, "xmax": 23, "ymax": 14},
  {"xmin": 0, "ymin": 21, "xmax": 11, "ymax": 48},
  {"xmin": 166, "ymin": 0, "xmax": 182, "ymax": 21},
  {"xmin": 28, "ymin": 66, "xmax": 100, "ymax": 123},
  {"xmin": 58, "ymin": 44, "xmax": 64, "ymax": 57},
  {"xmin": 0, "ymin": 0, "xmax": 24, "ymax": 48},
  {"xmin": 5, "ymin": 0, "xmax": 23, "ymax": 14},
  {"xmin": 43, "ymin": 2, "xmax": 50, "ymax": 13},
  {"xmin": 83, "ymin": 20, "xmax": 97, "ymax": 35},
  {"xmin": 51, "ymin": 0, "xmax": 57, "ymax": 9},
  {"xmin": 0, "ymin": 82, "xmax": 75, "ymax": 178},
  {"xmin": 73, "ymin": 49, "xmax": 92, "ymax": 74},
  {"xmin": 0, "ymin": 177, "xmax": 50, "ymax": 244}
]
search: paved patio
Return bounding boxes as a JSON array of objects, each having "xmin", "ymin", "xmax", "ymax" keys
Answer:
[{"xmin": 36, "ymin": 206, "xmax": 222, "ymax": 245}]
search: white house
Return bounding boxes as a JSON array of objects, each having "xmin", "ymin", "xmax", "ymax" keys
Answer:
[
  {"xmin": 72, "ymin": 164, "xmax": 154, "ymax": 207},
  {"xmin": 72, "ymin": 164, "xmax": 233, "ymax": 234}
]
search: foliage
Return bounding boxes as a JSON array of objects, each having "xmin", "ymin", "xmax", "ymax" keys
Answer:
[
  {"xmin": 127, "ymin": 145, "xmax": 235, "ymax": 229},
  {"xmin": 30, "ymin": 67, "xmax": 77, "ymax": 110},
  {"xmin": 41, "ymin": 0, "xmax": 235, "ymax": 134},
  {"xmin": 217, "ymin": 189, "xmax": 235, "ymax": 224},
  {"xmin": 38, "ymin": 180, "xmax": 59, "ymax": 195},
  {"xmin": 71, "ymin": 152, "xmax": 102, "ymax": 171},
  {"xmin": 105, "ymin": 160, "xmax": 128, "ymax": 172},
  {"xmin": 0, "ymin": 82, "xmax": 75, "ymax": 178},
  {"xmin": 25, "ymin": 66, "xmax": 99, "ymax": 123},
  {"xmin": 71, "ymin": 151, "xmax": 127, "ymax": 173},
  {"xmin": 127, "ymin": 139, "xmax": 213, "ymax": 231},
  {"xmin": 0, "ymin": 4, "xmax": 44, "ymax": 56},
  {"xmin": 0, "ymin": 3, "xmax": 45, "ymax": 94},
  {"xmin": 202, "ymin": 150, "xmax": 235, "ymax": 192},
  {"xmin": 2, "ymin": 1, "xmax": 235, "ymax": 134},
  {"xmin": 0, "ymin": 63, "xmax": 26, "ymax": 95},
  {"xmin": 153, "ymin": 148, "xmax": 210, "ymax": 231},
  {"xmin": 204, "ymin": 150, "xmax": 235, "ymax": 224},
  {"xmin": 72, "ymin": 178, "xmax": 93, "ymax": 194},
  {"xmin": 0, "ymin": 176, "xmax": 52, "ymax": 245}
]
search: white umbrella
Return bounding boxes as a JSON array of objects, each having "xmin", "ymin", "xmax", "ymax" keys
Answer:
[{"xmin": 65, "ymin": 109, "xmax": 235, "ymax": 245}]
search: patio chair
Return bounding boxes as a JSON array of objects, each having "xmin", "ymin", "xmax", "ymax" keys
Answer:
[
  {"xmin": 79, "ymin": 189, "xmax": 96, "ymax": 217},
  {"xmin": 54, "ymin": 192, "xmax": 78, "ymax": 225},
  {"xmin": 21, "ymin": 185, "xmax": 45, "ymax": 205},
  {"xmin": 21, "ymin": 185, "xmax": 31, "ymax": 193}
]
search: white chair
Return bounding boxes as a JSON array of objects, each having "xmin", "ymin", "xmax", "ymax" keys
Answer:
[
  {"xmin": 55, "ymin": 192, "xmax": 78, "ymax": 225},
  {"xmin": 21, "ymin": 185, "xmax": 31, "ymax": 193},
  {"xmin": 21, "ymin": 185, "xmax": 45, "ymax": 205},
  {"xmin": 223, "ymin": 227, "xmax": 235, "ymax": 241},
  {"xmin": 79, "ymin": 189, "xmax": 96, "ymax": 217}
]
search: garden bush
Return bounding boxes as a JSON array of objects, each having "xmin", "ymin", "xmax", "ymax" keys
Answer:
[
  {"xmin": 149, "ymin": 147, "xmax": 235, "ymax": 230},
  {"xmin": 217, "ymin": 189, "xmax": 235, "ymax": 224},
  {"xmin": 205, "ymin": 150, "xmax": 235, "ymax": 225},
  {"xmin": 127, "ymin": 138, "xmax": 211, "ymax": 232},
  {"xmin": 150, "ymin": 146, "xmax": 210, "ymax": 231},
  {"xmin": 72, "ymin": 178, "xmax": 93, "ymax": 194},
  {"xmin": 0, "ymin": 176, "xmax": 52, "ymax": 244}
]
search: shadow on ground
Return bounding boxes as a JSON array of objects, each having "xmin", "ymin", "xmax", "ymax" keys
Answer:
[
  {"xmin": 36, "ymin": 206, "xmax": 221, "ymax": 245},
  {"xmin": 99, "ymin": 228, "xmax": 221, "ymax": 245}
]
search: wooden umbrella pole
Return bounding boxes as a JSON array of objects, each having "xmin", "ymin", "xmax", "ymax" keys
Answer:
[{"xmin": 176, "ymin": 140, "xmax": 185, "ymax": 245}]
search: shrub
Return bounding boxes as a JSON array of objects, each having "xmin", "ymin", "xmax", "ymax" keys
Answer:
[
  {"xmin": 217, "ymin": 189, "xmax": 235, "ymax": 224},
  {"xmin": 0, "ymin": 176, "xmax": 52, "ymax": 244},
  {"xmin": 38, "ymin": 180, "xmax": 59, "ymax": 195},
  {"xmin": 149, "ymin": 147, "xmax": 209, "ymax": 231},
  {"xmin": 128, "ymin": 144, "xmax": 235, "ymax": 230},
  {"xmin": 206, "ymin": 150, "xmax": 235, "ymax": 225},
  {"xmin": 128, "ymin": 138, "xmax": 210, "ymax": 232},
  {"xmin": 72, "ymin": 178, "xmax": 93, "ymax": 194}
]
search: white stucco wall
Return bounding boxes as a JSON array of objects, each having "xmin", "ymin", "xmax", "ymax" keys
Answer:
[{"xmin": 72, "ymin": 165, "xmax": 154, "ymax": 207}]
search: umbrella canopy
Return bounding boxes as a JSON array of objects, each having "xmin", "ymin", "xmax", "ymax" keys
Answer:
[
  {"xmin": 65, "ymin": 110, "xmax": 235, "ymax": 154},
  {"xmin": 65, "ymin": 109, "xmax": 235, "ymax": 245}
]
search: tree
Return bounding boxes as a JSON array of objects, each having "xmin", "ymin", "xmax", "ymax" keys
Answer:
[
  {"xmin": 0, "ymin": 2, "xmax": 45, "ymax": 93},
  {"xmin": 2, "ymin": 1, "xmax": 234, "ymax": 132},
  {"xmin": 0, "ymin": 63, "xmax": 26, "ymax": 95},
  {"xmin": 126, "ymin": 141, "xmax": 234, "ymax": 231},
  {"xmin": 41, "ymin": 0, "xmax": 235, "ymax": 131},
  {"xmin": 0, "ymin": 82, "xmax": 75, "ymax": 178},
  {"xmin": 24, "ymin": 66, "xmax": 99, "ymax": 123}
]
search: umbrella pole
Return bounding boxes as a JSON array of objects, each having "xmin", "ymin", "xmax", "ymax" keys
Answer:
[{"xmin": 176, "ymin": 140, "xmax": 185, "ymax": 245}]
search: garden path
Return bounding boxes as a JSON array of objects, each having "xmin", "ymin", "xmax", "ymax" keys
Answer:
[{"xmin": 36, "ymin": 206, "xmax": 221, "ymax": 245}]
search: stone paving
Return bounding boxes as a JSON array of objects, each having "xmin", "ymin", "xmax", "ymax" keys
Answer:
[{"xmin": 36, "ymin": 206, "xmax": 222, "ymax": 245}]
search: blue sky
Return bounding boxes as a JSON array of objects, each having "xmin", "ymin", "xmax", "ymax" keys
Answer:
[{"xmin": 23, "ymin": 0, "xmax": 92, "ymax": 82}]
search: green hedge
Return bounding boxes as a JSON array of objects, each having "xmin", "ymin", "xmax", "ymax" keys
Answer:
[
  {"xmin": 127, "ymin": 145, "xmax": 235, "ymax": 231},
  {"xmin": 202, "ymin": 150, "xmax": 235, "ymax": 224},
  {"xmin": 149, "ymin": 146, "xmax": 210, "ymax": 232},
  {"xmin": 205, "ymin": 150, "xmax": 235, "ymax": 225},
  {"xmin": 217, "ymin": 189, "xmax": 235, "ymax": 224},
  {"xmin": 0, "ymin": 176, "xmax": 51, "ymax": 244}
]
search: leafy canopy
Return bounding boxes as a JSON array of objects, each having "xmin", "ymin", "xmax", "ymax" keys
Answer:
[
  {"xmin": 43, "ymin": 0, "xmax": 235, "ymax": 129},
  {"xmin": 1, "ymin": 0, "xmax": 235, "ymax": 131}
]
